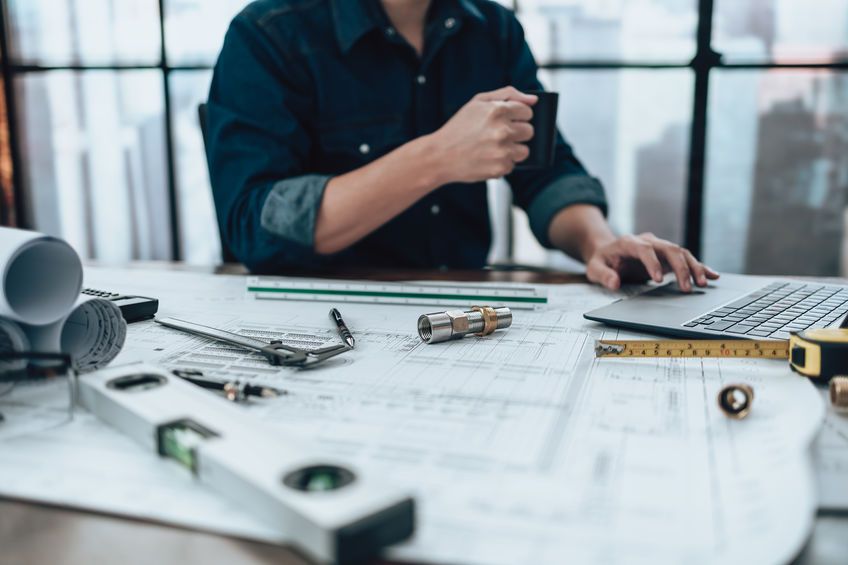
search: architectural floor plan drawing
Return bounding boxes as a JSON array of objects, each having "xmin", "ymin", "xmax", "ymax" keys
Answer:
[{"xmin": 0, "ymin": 268, "xmax": 828, "ymax": 565}]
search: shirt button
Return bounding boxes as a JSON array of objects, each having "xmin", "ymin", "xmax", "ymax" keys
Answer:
[
  {"xmin": 444, "ymin": 18, "xmax": 456, "ymax": 29},
  {"xmin": 416, "ymin": 75, "xmax": 427, "ymax": 85},
  {"xmin": 430, "ymin": 204, "xmax": 440, "ymax": 215},
  {"xmin": 386, "ymin": 27, "xmax": 397, "ymax": 37},
  {"xmin": 359, "ymin": 143, "xmax": 370, "ymax": 155}
]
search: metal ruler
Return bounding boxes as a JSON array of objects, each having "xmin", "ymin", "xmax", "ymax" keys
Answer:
[
  {"xmin": 595, "ymin": 338, "xmax": 791, "ymax": 359},
  {"xmin": 247, "ymin": 277, "xmax": 548, "ymax": 309}
]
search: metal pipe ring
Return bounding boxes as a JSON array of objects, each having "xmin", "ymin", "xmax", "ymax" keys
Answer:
[
  {"xmin": 830, "ymin": 376, "xmax": 848, "ymax": 411},
  {"xmin": 718, "ymin": 384, "xmax": 754, "ymax": 419}
]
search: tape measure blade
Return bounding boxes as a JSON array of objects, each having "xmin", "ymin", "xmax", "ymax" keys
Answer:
[{"xmin": 595, "ymin": 339, "xmax": 790, "ymax": 359}]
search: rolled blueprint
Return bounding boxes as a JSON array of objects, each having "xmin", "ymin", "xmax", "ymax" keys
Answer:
[
  {"xmin": 0, "ymin": 227, "xmax": 83, "ymax": 325},
  {"xmin": 0, "ymin": 227, "xmax": 126, "ymax": 372},
  {"xmin": 61, "ymin": 297, "xmax": 127, "ymax": 372},
  {"xmin": 21, "ymin": 296, "xmax": 127, "ymax": 373}
]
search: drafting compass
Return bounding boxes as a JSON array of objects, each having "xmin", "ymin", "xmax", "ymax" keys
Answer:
[{"xmin": 155, "ymin": 317, "xmax": 350, "ymax": 368}]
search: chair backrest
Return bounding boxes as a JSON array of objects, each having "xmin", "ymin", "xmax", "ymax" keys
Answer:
[{"xmin": 197, "ymin": 103, "xmax": 238, "ymax": 263}]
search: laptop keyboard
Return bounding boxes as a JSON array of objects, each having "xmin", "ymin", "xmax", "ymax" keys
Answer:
[{"xmin": 683, "ymin": 281, "xmax": 848, "ymax": 339}]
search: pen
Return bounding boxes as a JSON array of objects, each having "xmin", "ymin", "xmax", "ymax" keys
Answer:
[
  {"xmin": 172, "ymin": 369, "xmax": 286, "ymax": 402},
  {"xmin": 329, "ymin": 307, "xmax": 355, "ymax": 348}
]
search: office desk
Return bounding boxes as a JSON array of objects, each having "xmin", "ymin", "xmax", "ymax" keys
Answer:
[{"xmin": 1, "ymin": 264, "xmax": 847, "ymax": 565}]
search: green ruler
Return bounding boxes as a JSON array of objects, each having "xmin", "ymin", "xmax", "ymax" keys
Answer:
[{"xmin": 246, "ymin": 277, "xmax": 548, "ymax": 309}]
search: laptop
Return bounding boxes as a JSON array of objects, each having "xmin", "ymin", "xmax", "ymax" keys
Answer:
[{"xmin": 583, "ymin": 273, "xmax": 848, "ymax": 340}]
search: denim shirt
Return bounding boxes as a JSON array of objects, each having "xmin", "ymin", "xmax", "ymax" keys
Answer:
[{"xmin": 206, "ymin": 0, "xmax": 607, "ymax": 273}]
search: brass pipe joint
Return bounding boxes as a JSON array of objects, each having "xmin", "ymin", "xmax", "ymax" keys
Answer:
[{"xmin": 417, "ymin": 306, "xmax": 512, "ymax": 344}]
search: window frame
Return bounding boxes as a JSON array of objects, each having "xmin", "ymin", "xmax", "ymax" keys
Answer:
[{"xmin": 0, "ymin": 0, "xmax": 845, "ymax": 260}]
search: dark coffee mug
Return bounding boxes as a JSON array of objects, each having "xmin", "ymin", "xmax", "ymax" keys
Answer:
[{"xmin": 516, "ymin": 90, "xmax": 559, "ymax": 170}]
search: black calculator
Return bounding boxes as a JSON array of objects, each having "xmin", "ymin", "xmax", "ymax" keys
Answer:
[{"xmin": 82, "ymin": 288, "xmax": 159, "ymax": 323}]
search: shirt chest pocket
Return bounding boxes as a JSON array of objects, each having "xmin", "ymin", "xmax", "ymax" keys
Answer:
[{"xmin": 313, "ymin": 115, "xmax": 407, "ymax": 173}]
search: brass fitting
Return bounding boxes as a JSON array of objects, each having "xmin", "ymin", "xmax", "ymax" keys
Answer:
[
  {"xmin": 417, "ymin": 306, "xmax": 512, "ymax": 344},
  {"xmin": 718, "ymin": 384, "xmax": 754, "ymax": 419},
  {"xmin": 829, "ymin": 376, "xmax": 848, "ymax": 412}
]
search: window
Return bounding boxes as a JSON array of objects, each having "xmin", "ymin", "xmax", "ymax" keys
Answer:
[
  {"xmin": 550, "ymin": 68, "xmax": 693, "ymax": 242},
  {"xmin": 1, "ymin": 0, "xmax": 845, "ymax": 275},
  {"xmin": 15, "ymin": 70, "xmax": 169, "ymax": 261},
  {"xmin": 521, "ymin": 0, "xmax": 698, "ymax": 64},
  {"xmin": 703, "ymin": 1, "xmax": 848, "ymax": 275},
  {"xmin": 704, "ymin": 69, "xmax": 848, "ymax": 275},
  {"xmin": 164, "ymin": 0, "xmax": 250, "ymax": 66},
  {"xmin": 7, "ymin": 0, "xmax": 161, "ymax": 66},
  {"xmin": 713, "ymin": 0, "xmax": 848, "ymax": 64},
  {"xmin": 0, "ymin": 54, "xmax": 13, "ymax": 226},
  {"xmin": 170, "ymin": 70, "xmax": 219, "ymax": 263},
  {"xmin": 1, "ymin": 0, "xmax": 251, "ymax": 263}
]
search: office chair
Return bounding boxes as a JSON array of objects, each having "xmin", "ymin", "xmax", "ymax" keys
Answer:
[{"xmin": 197, "ymin": 103, "xmax": 238, "ymax": 263}]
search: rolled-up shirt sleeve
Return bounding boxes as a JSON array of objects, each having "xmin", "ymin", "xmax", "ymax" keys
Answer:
[
  {"xmin": 260, "ymin": 174, "xmax": 332, "ymax": 247},
  {"xmin": 502, "ymin": 13, "xmax": 608, "ymax": 249},
  {"xmin": 206, "ymin": 11, "xmax": 328, "ymax": 271}
]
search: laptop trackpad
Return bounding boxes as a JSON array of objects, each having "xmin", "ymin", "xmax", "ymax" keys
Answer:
[
  {"xmin": 638, "ymin": 283, "xmax": 718, "ymax": 308},
  {"xmin": 599, "ymin": 282, "xmax": 735, "ymax": 327}
]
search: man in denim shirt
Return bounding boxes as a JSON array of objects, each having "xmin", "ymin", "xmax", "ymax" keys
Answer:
[{"xmin": 207, "ymin": 0, "xmax": 718, "ymax": 291}]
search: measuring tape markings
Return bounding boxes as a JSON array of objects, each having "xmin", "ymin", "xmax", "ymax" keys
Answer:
[
  {"xmin": 596, "ymin": 328, "xmax": 848, "ymax": 381},
  {"xmin": 596, "ymin": 339, "xmax": 790, "ymax": 359}
]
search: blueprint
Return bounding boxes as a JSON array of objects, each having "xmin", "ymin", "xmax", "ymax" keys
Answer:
[
  {"xmin": 0, "ymin": 267, "xmax": 829, "ymax": 565},
  {"xmin": 0, "ymin": 228, "xmax": 126, "ymax": 372}
]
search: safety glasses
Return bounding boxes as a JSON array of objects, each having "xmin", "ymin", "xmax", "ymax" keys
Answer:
[{"xmin": 0, "ymin": 352, "xmax": 76, "ymax": 441}]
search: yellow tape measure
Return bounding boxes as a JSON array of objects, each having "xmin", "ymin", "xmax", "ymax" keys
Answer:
[{"xmin": 595, "ymin": 328, "xmax": 848, "ymax": 382}]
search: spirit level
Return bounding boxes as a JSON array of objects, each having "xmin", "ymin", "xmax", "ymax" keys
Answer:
[{"xmin": 77, "ymin": 364, "xmax": 414, "ymax": 564}]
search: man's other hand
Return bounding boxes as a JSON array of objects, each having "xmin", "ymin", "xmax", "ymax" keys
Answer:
[
  {"xmin": 430, "ymin": 86, "xmax": 537, "ymax": 183},
  {"xmin": 586, "ymin": 232, "xmax": 720, "ymax": 292}
]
